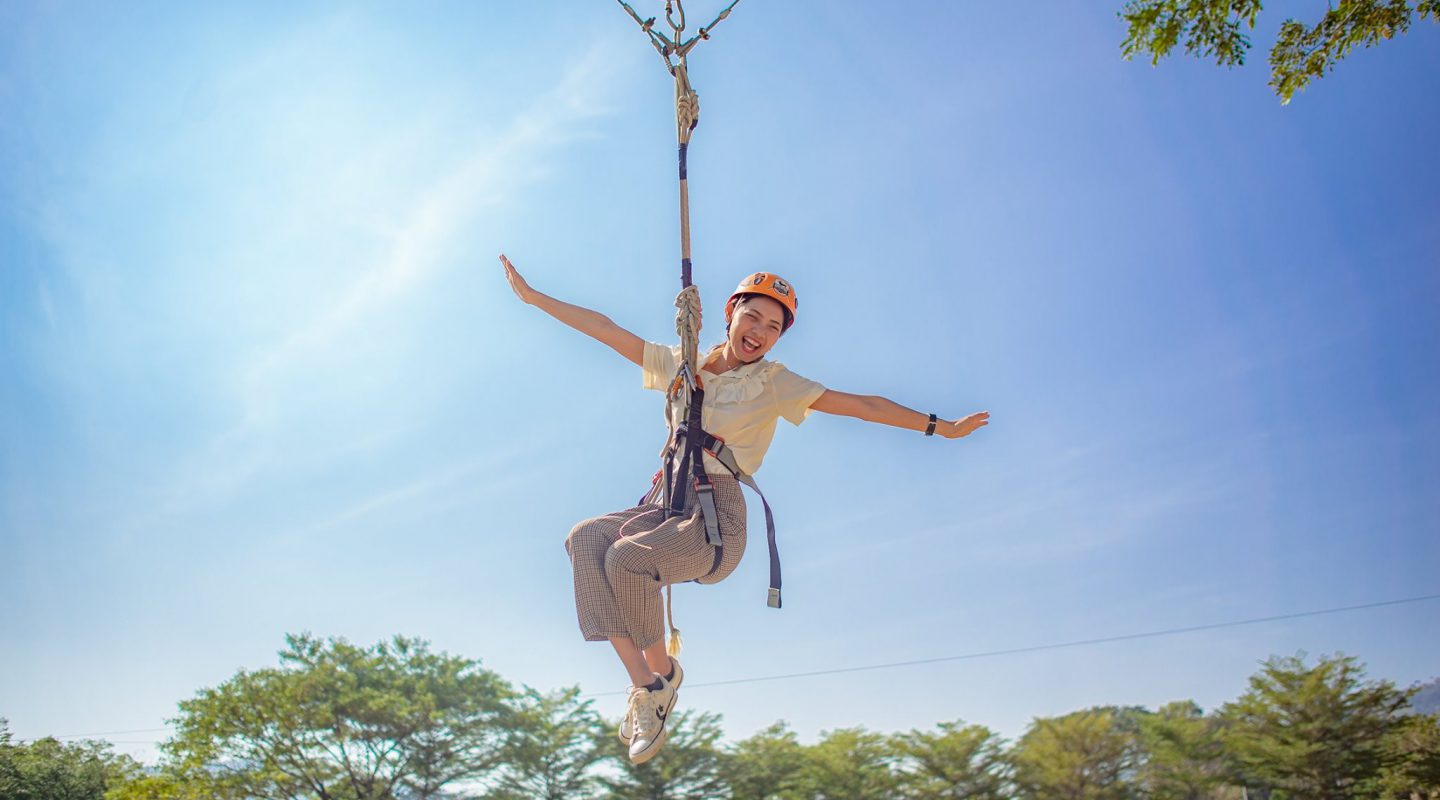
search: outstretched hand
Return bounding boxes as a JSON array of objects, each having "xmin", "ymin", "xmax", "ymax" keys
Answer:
[
  {"xmin": 940, "ymin": 411, "xmax": 989, "ymax": 439},
  {"xmin": 499, "ymin": 253, "xmax": 536, "ymax": 305}
]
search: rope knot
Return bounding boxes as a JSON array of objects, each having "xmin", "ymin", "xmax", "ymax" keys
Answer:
[
  {"xmin": 674, "ymin": 64, "xmax": 700, "ymax": 143},
  {"xmin": 674, "ymin": 284, "xmax": 703, "ymax": 378}
]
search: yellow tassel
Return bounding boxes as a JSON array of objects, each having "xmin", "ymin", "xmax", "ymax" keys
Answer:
[{"xmin": 664, "ymin": 583, "xmax": 683, "ymax": 657}]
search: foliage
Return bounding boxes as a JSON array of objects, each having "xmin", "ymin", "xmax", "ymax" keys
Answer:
[
  {"xmin": 890, "ymin": 720, "xmax": 1009, "ymax": 800},
  {"xmin": 599, "ymin": 710, "xmax": 727, "ymax": 800},
  {"xmin": 103, "ymin": 773, "xmax": 218, "ymax": 800},
  {"xmin": 792, "ymin": 726, "xmax": 900, "ymax": 800},
  {"xmin": 483, "ymin": 686, "xmax": 607, "ymax": 800},
  {"xmin": 0, "ymin": 719, "xmax": 138, "ymax": 800},
  {"xmin": 724, "ymin": 722, "xmax": 808, "ymax": 800},
  {"xmin": 24, "ymin": 642, "xmax": 1440, "ymax": 800},
  {"xmin": 1010, "ymin": 707, "xmax": 1139, "ymax": 800},
  {"xmin": 1219, "ymin": 652, "xmax": 1413, "ymax": 800},
  {"xmin": 1133, "ymin": 701, "xmax": 1234, "ymax": 800},
  {"xmin": 1119, "ymin": 0, "xmax": 1263, "ymax": 68},
  {"xmin": 1374, "ymin": 712, "xmax": 1440, "ymax": 800},
  {"xmin": 160, "ymin": 633, "xmax": 514, "ymax": 800},
  {"xmin": 1119, "ymin": 0, "xmax": 1440, "ymax": 102}
]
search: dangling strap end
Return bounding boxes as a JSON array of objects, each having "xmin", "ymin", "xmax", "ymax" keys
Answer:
[{"xmin": 767, "ymin": 587, "xmax": 782, "ymax": 609}]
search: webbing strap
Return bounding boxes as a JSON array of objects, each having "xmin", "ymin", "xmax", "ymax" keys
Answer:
[
  {"xmin": 644, "ymin": 411, "xmax": 783, "ymax": 608},
  {"xmin": 735, "ymin": 473, "xmax": 781, "ymax": 609},
  {"xmin": 694, "ymin": 432, "xmax": 783, "ymax": 610},
  {"xmin": 694, "ymin": 481, "xmax": 722, "ymax": 546}
]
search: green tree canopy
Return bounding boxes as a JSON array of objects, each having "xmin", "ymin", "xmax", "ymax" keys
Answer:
[
  {"xmin": 1220, "ymin": 652, "xmax": 1413, "ymax": 799},
  {"xmin": 891, "ymin": 720, "xmax": 1010, "ymax": 800},
  {"xmin": 599, "ymin": 710, "xmax": 727, "ymax": 800},
  {"xmin": 483, "ymin": 686, "xmax": 607, "ymax": 800},
  {"xmin": 160, "ymin": 633, "xmax": 514, "ymax": 800},
  {"xmin": 0, "ymin": 719, "xmax": 137, "ymax": 800},
  {"xmin": 1133, "ymin": 701, "xmax": 1233, "ymax": 800},
  {"xmin": 1011, "ymin": 707, "xmax": 1139, "ymax": 800},
  {"xmin": 724, "ymin": 722, "xmax": 808, "ymax": 800},
  {"xmin": 1119, "ymin": 0, "xmax": 1440, "ymax": 102},
  {"xmin": 793, "ymin": 726, "xmax": 900, "ymax": 800},
  {"xmin": 1375, "ymin": 710, "xmax": 1440, "ymax": 799}
]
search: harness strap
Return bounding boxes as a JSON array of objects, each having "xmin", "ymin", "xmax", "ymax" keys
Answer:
[
  {"xmin": 692, "ymin": 430, "xmax": 782, "ymax": 609},
  {"xmin": 694, "ymin": 480, "xmax": 723, "ymax": 546},
  {"xmin": 641, "ymin": 408, "xmax": 784, "ymax": 609},
  {"xmin": 734, "ymin": 472, "xmax": 782, "ymax": 609}
]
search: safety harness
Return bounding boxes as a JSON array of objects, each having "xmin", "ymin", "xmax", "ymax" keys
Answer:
[
  {"xmin": 641, "ymin": 364, "xmax": 783, "ymax": 609},
  {"xmin": 614, "ymin": 1, "xmax": 773, "ymax": 653}
]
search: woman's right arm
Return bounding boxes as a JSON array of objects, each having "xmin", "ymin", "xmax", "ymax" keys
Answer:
[{"xmin": 499, "ymin": 254, "xmax": 645, "ymax": 367}]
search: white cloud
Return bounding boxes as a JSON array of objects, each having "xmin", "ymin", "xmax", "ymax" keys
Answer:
[
  {"xmin": 154, "ymin": 42, "xmax": 629, "ymax": 519},
  {"xmin": 238, "ymin": 45, "xmax": 621, "ymax": 426}
]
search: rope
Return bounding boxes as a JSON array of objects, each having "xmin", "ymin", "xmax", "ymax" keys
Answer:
[
  {"xmin": 674, "ymin": 284, "xmax": 702, "ymax": 391},
  {"xmin": 616, "ymin": 0, "xmax": 744, "ymax": 661},
  {"xmin": 674, "ymin": 63, "xmax": 699, "ymax": 145}
]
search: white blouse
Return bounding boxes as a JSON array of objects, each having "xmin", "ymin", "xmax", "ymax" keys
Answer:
[{"xmin": 642, "ymin": 342, "xmax": 827, "ymax": 476}]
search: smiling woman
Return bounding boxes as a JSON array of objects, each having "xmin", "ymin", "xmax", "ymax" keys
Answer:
[{"xmin": 497, "ymin": 252, "xmax": 989, "ymax": 765}]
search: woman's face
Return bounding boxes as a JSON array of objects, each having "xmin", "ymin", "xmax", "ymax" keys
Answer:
[{"xmin": 728, "ymin": 295, "xmax": 787, "ymax": 363}]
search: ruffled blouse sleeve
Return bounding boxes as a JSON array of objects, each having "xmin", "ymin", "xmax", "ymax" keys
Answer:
[
  {"xmin": 642, "ymin": 341, "xmax": 680, "ymax": 391},
  {"xmin": 769, "ymin": 363, "xmax": 827, "ymax": 426}
]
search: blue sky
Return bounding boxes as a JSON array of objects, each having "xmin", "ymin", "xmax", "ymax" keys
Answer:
[{"xmin": 2, "ymin": 1, "xmax": 1437, "ymax": 762}]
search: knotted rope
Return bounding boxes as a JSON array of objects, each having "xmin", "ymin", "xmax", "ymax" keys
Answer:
[{"xmin": 617, "ymin": 0, "xmax": 743, "ymax": 658}]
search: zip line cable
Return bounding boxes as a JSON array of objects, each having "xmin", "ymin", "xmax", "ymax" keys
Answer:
[
  {"xmin": 24, "ymin": 592, "xmax": 1438, "ymax": 741},
  {"xmin": 584, "ymin": 592, "xmax": 1440, "ymax": 696}
]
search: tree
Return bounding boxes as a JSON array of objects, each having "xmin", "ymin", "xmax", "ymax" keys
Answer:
[
  {"xmin": 723, "ymin": 722, "xmax": 808, "ymax": 800},
  {"xmin": 1010, "ymin": 708, "xmax": 1139, "ymax": 800},
  {"xmin": 160, "ymin": 633, "xmax": 514, "ymax": 800},
  {"xmin": 1374, "ymin": 711, "xmax": 1440, "ymax": 799},
  {"xmin": 1119, "ymin": 0, "xmax": 1440, "ymax": 103},
  {"xmin": 484, "ymin": 686, "xmax": 607, "ymax": 800},
  {"xmin": 1219, "ymin": 652, "xmax": 1412, "ymax": 800},
  {"xmin": 0, "ymin": 718, "xmax": 138, "ymax": 800},
  {"xmin": 599, "ymin": 710, "xmax": 727, "ymax": 800},
  {"xmin": 793, "ymin": 726, "xmax": 899, "ymax": 800},
  {"xmin": 891, "ymin": 720, "xmax": 1009, "ymax": 800},
  {"xmin": 1133, "ymin": 701, "xmax": 1236, "ymax": 800},
  {"xmin": 104, "ymin": 773, "xmax": 217, "ymax": 800}
]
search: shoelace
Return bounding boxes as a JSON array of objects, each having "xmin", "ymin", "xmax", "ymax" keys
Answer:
[
  {"xmin": 623, "ymin": 686, "xmax": 644, "ymax": 735},
  {"xmin": 630, "ymin": 688, "xmax": 666, "ymax": 738}
]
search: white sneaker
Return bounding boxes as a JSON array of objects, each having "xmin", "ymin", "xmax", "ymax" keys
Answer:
[
  {"xmin": 627, "ymin": 681, "xmax": 676, "ymax": 764},
  {"xmin": 619, "ymin": 658, "xmax": 684, "ymax": 743},
  {"xmin": 619, "ymin": 685, "xmax": 644, "ymax": 744}
]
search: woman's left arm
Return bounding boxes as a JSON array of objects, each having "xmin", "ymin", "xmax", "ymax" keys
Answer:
[{"xmin": 809, "ymin": 389, "xmax": 989, "ymax": 439}]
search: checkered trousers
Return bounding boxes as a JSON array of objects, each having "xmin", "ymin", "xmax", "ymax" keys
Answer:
[{"xmin": 565, "ymin": 473, "xmax": 747, "ymax": 650}]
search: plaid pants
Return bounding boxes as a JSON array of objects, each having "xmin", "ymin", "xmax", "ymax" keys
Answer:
[{"xmin": 566, "ymin": 473, "xmax": 746, "ymax": 650}]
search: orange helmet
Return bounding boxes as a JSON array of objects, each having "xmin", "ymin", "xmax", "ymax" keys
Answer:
[{"xmin": 725, "ymin": 272, "xmax": 798, "ymax": 332}]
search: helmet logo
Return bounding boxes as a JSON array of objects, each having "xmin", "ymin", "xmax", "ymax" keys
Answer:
[
  {"xmin": 751, "ymin": 274, "xmax": 767, "ymax": 286},
  {"xmin": 771, "ymin": 278, "xmax": 791, "ymax": 297}
]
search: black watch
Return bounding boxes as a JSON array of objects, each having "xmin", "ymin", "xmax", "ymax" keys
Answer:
[{"xmin": 924, "ymin": 413, "xmax": 938, "ymax": 436}]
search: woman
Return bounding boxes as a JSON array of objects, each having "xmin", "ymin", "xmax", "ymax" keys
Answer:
[{"xmin": 499, "ymin": 254, "xmax": 988, "ymax": 764}]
